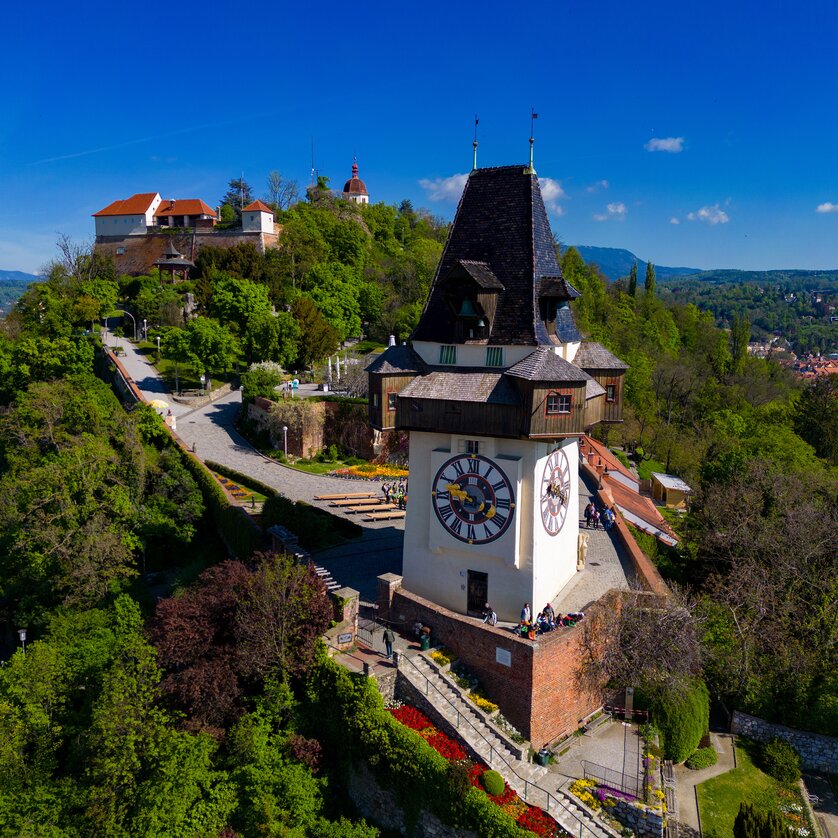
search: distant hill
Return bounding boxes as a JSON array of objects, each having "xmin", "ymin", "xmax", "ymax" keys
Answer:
[
  {"xmin": 0, "ymin": 269, "xmax": 39, "ymax": 283},
  {"xmin": 568, "ymin": 246, "xmax": 700, "ymax": 282},
  {"xmin": 661, "ymin": 268, "xmax": 838, "ymax": 287},
  {"xmin": 0, "ymin": 270, "xmax": 39, "ymax": 315}
]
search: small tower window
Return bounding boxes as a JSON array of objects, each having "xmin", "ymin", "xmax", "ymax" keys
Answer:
[
  {"xmin": 387, "ymin": 393, "xmax": 398, "ymax": 411},
  {"xmin": 605, "ymin": 384, "xmax": 616, "ymax": 402},
  {"xmin": 439, "ymin": 345, "xmax": 457, "ymax": 365},
  {"xmin": 547, "ymin": 394, "xmax": 572, "ymax": 415}
]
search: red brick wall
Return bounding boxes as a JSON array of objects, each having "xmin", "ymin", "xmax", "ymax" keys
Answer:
[{"xmin": 388, "ymin": 586, "xmax": 611, "ymax": 746}]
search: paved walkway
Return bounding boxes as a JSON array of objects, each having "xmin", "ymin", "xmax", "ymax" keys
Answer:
[{"xmin": 673, "ymin": 733, "xmax": 736, "ymax": 833}]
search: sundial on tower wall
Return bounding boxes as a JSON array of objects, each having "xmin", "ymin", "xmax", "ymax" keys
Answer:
[{"xmin": 367, "ymin": 163, "xmax": 627, "ymax": 621}]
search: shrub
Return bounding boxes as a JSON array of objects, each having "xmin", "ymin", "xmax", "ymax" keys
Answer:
[
  {"xmin": 430, "ymin": 647, "xmax": 455, "ymax": 668},
  {"xmin": 651, "ymin": 678, "xmax": 709, "ymax": 763},
  {"xmin": 734, "ymin": 802, "xmax": 789, "ymax": 838},
  {"xmin": 480, "ymin": 769, "xmax": 505, "ymax": 797},
  {"xmin": 760, "ymin": 738, "xmax": 801, "ymax": 784},
  {"xmin": 685, "ymin": 746, "xmax": 718, "ymax": 770}
]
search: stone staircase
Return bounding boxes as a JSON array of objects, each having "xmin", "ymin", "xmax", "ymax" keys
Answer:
[
  {"xmin": 399, "ymin": 651, "xmax": 618, "ymax": 838},
  {"xmin": 313, "ymin": 564, "xmax": 342, "ymax": 594}
]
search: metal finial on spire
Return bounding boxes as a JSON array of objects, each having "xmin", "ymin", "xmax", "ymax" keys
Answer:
[
  {"xmin": 526, "ymin": 108, "xmax": 539, "ymax": 174},
  {"xmin": 472, "ymin": 114, "xmax": 479, "ymax": 171}
]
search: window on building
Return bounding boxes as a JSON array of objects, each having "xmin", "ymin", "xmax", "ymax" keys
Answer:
[
  {"xmin": 387, "ymin": 392, "xmax": 397, "ymax": 411},
  {"xmin": 546, "ymin": 393, "xmax": 572, "ymax": 415},
  {"xmin": 458, "ymin": 439, "xmax": 480, "ymax": 454},
  {"xmin": 486, "ymin": 346, "xmax": 503, "ymax": 367},
  {"xmin": 605, "ymin": 384, "xmax": 616, "ymax": 402},
  {"xmin": 439, "ymin": 345, "xmax": 457, "ymax": 365},
  {"xmin": 372, "ymin": 393, "xmax": 379, "ymax": 407}
]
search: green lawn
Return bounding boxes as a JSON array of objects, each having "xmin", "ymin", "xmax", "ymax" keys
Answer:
[
  {"xmin": 696, "ymin": 739, "xmax": 808, "ymax": 838},
  {"xmin": 636, "ymin": 457, "xmax": 666, "ymax": 481}
]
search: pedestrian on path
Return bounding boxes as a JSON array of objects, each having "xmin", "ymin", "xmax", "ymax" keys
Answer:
[{"xmin": 383, "ymin": 626, "xmax": 395, "ymax": 659}]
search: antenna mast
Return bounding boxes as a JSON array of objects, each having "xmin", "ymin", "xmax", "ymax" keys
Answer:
[
  {"xmin": 527, "ymin": 109, "xmax": 538, "ymax": 174},
  {"xmin": 472, "ymin": 114, "xmax": 479, "ymax": 171}
]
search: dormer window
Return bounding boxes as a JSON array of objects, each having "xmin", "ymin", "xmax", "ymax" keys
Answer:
[
  {"xmin": 439, "ymin": 345, "xmax": 457, "ymax": 365},
  {"xmin": 486, "ymin": 346, "xmax": 503, "ymax": 367}
]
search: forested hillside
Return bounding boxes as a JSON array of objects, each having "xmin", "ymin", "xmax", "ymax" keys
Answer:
[{"xmin": 565, "ymin": 245, "xmax": 837, "ymax": 734}]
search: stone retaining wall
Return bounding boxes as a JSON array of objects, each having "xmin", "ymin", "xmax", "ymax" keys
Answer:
[
  {"xmin": 347, "ymin": 760, "xmax": 477, "ymax": 838},
  {"xmin": 611, "ymin": 799, "xmax": 664, "ymax": 838},
  {"xmin": 732, "ymin": 711, "xmax": 838, "ymax": 772}
]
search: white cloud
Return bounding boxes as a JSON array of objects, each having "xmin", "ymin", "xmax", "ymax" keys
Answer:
[
  {"xmin": 586, "ymin": 179, "xmax": 609, "ymax": 193},
  {"xmin": 645, "ymin": 137, "xmax": 684, "ymax": 153},
  {"xmin": 687, "ymin": 204, "xmax": 730, "ymax": 225},
  {"xmin": 418, "ymin": 173, "xmax": 469, "ymax": 202},
  {"xmin": 669, "ymin": 217, "xmax": 680, "ymax": 225},
  {"xmin": 538, "ymin": 177, "xmax": 567, "ymax": 215},
  {"xmin": 816, "ymin": 202, "xmax": 838, "ymax": 213},
  {"xmin": 593, "ymin": 202, "xmax": 627, "ymax": 222}
]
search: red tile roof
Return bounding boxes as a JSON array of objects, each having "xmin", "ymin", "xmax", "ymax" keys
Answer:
[
  {"xmin": 605, "ymin": 477, "xmax": 679, "ymax": 545},
  {"xmin": 154, "ymin": 199, "xmax": 216, "ymax": 218},
  {"xmin": 243, "ymin": 200, "xmax": 274, "ymax": 213},
  {"xmin": 580, "ymin": 435, "xmax": 637, "ymax": 485},
  {"xmin": 93, "ymin": 192, "xmax": 159, "ymax": 217}
]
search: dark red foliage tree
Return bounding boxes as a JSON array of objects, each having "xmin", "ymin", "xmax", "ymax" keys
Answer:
[{"xmin": 151, "ymin": 559, "xmax": 251, "ymax": 730}]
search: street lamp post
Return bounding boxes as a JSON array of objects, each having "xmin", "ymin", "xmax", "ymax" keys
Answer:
[
  {"xmin": 143, "ymin": 318, "xmax": 147, "ymax": 340},
  {"xmin": 17, "ymin": 628, "xmax": 26, "ymax": 657},
  {"xmin": 200, "ymin": 374, "xmax": 206, "ymax": 395},
  {"xmin": 283, "ymin": 425, "xmax": 289, "ymax": 458},
  {"xmin": 156, "ymin": 335, "xmax": 161, "ymax": 356},
  {"xmin": 121, "ymin": 310, "xmax": 137, "ymax": 340}
]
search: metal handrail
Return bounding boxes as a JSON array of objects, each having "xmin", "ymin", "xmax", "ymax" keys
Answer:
[
  {"xmin": 398, "ymin": 652, "xmax": 610, "ymax": 838},
  {"xmin": 581, "ymin": 759, "xmax": 641, "ymax": 796}
]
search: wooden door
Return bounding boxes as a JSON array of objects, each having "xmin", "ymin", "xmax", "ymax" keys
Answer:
[{"xmin": 467, "ymin": 570, "xmax": 488, "ymax": 616}]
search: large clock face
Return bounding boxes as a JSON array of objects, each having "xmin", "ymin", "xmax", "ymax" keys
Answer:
[
  {"xmin": 431, "ymin": 454, "xmax": 515, "ymax": 544},
  {"xmin": 540, "ymin": 448, "xmax": 571, "ymax": 536}
]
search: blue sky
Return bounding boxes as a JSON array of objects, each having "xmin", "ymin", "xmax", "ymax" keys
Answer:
[{"xmin": 2, "ymin": 0, "xmax": 838, "ymax": 274}]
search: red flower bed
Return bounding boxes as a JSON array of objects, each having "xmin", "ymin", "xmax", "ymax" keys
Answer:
[
  {"xmin": 389, "ymin": 705, "xmax": 433, "ymax": 732},
  {"xmin": 390, "ymin": 706, "xmax": 566, "ymax": 837},
  {"xmin": 426, "ymin": 731, "xmax": 467, "ymax": 761}
]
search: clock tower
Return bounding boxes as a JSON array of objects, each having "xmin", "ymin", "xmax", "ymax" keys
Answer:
[{"xmin": 367, "ymin": 165, "xmax": 627, "ymax": 621}]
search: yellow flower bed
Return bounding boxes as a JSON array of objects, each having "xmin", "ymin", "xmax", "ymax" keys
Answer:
[
  {"xmin": 334, "ymin": 464, "xmax": 409, "ymax": 479},
  {"xmin": 569, "ymin": 778, "xmax": 601, "ymax": 811},
  {"xmin": 468, "ymin": 692, "xmax": 499, "ymax": 714},
  {"xmin": 430, "ymin": 648, "xmax": 456, "ymax": 667}
]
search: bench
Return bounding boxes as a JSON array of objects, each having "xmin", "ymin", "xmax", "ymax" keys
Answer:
[
  {"xmin": 313, "ymin": 492, "xmax": 378, "ymax": 500},
  {"xmin": 329, "ymin": 498, "xmax": 385, "ymax": 507},
  {"xmin": 346, "ymin": 503, "xmax": 398, "ymax": 514},
  {"xmin": 364, "ymin": 510, "xmax": 406, "ymax": 521}
]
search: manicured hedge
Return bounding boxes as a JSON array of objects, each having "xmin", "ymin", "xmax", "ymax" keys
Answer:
[
  {"xmin": 651, "ymin": 678, "xmax": 710, "ymax": 763},
  {"xmin": 308, "ymin": 655, "xmax": 532, "ymax": 837},
  {"xmin": 685, "ymin": 746, "xmax": 718, "ymax": 770},
  {"xmin": 178, "ymin": 448, "xmax": 263, "ymax": 559},
  {"xmin": 760, "ymin": 738, "xmax": 801, "ymax": 784},
  {"xmin": 262, "ymin": 495, "xmax": 362, "ymax": 551}
]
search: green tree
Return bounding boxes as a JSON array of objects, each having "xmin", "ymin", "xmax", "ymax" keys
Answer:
[
  {"xmin": 242, "ymin": 310, "xmax": 300, "ymax": 366},
  {"xmin": 304, "ymin": 262, "xmax": 362, "ymax": 342},
  {"xmin": 220, "ymin": 177, "xmax": 254, "ymax": 221},
  {"xmin": 645, "ymin": 261, "xmax": 656, "ymax": 295},
  {"xmin": 793, "ymin": 375, "xmax": 837, "ymax": 464},
  {"xmin": 628, "ymin": 260, "xmax": 638, "ymax": 297},
  {"xmin": 185, "ymin": 317, "xmax": 240, "ymax": 377},
  {"xmin": 159, "ymin": 327, "xmax": 194, "ymax": 394},
  {"xmin": 210, "ymin": 274, "xmax": 272, "ymax": 334},
  {"xmin": 291, "ymin": 296, "xmax": 339, "ymax": 368}
]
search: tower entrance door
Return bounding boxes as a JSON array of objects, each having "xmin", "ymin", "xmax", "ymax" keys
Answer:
[{"xmin": 467, "ymin": 570, "xmax": 488, "ymax": 617}]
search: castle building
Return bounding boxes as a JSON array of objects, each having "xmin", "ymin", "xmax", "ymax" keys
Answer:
[
  {"xmin": 367, "ymin": 165, "xmax": 626, "ymax": 622},
  {"xmin": 343, "ymin": 159, "xmax": 369, "ymax": 204}
]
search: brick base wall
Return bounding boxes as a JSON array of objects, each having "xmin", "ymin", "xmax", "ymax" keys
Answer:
[{"xmin": 386, "ymin": 584, "xmax": 615, "ymax": 747}]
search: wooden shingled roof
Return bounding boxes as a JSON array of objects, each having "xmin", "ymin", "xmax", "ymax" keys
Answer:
[
  {"xmin": 411, "ymin": 166, "xmax": 581, "ymax": 346},
  {"xmin": 400, "ymin": 371, "xmax": 521, "ymax": 404},
  {"xmin": 505, "ymin": 347, "xmax": 591, "ymax": 382},
  {"xmin": 364, "ymin": 344, "xmax": 427, "ymax": 375},
  {"xmin": 573, "ymin": 341, "xmax": 629, "ymax": 370}
]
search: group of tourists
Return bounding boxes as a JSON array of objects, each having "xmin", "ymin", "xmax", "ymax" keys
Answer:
[
  {"xmin": 513, "ymin": 602, "xmax": 585, "ymax": 640},
  {"xmin": 583, "ymin": 501, "xmax": 616, "ymax": 531},
  {"xmin": 382, "ymin": 481, "xmax": 408, "ymax": 509}
]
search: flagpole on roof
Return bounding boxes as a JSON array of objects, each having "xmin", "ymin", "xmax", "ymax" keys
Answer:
[
  {"xmin": 472, "ymin": 114, "xmax": 479, "ymax": 171},
  {"xmin": 527, "ymin": 108, "xmax": 538, "ymax": 174}
]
